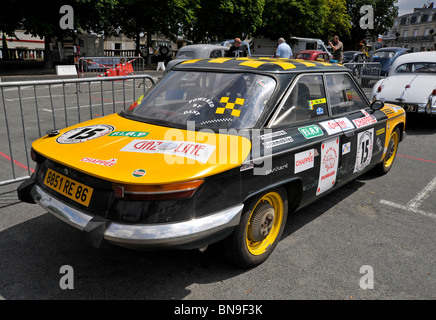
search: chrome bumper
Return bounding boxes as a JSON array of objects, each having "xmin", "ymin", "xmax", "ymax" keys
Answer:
[{"xmin": 31, "ymin": 185, "xmax": 243, "ymax": 249}]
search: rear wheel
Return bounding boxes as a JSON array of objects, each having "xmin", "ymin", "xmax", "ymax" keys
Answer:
[
  {"xmin": 375, "ymin": 127, "xmax": 400, "ymax": 175},
  {"xmin": 227, "ymin": 188, "xmax": 288, "ymax": 267}
]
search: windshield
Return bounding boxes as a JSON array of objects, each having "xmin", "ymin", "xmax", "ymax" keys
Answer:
[
  {"xmin": 396, "ymin": 62, "xmax": 436, "ymax": 74},
  {"xmin": 126, "ymin": 70, "xmax": 276, "ymax": 130},
  {"xmin": 371, "ymin": 51, "xmax": 395, "ymax": 60}
]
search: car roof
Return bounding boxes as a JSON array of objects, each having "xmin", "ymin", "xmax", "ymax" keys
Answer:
[
  {"xmin": 173, "ymin": 57, "xmax": 346, "ymax": 73},
  {"xmin": 179, "ymin": 44, "xmax": 229, "ymax": 52},
  {"xmin": 390, "ymin": 51, "xmax": 436, "ymax": 72},
  {"xmin": 374, "ymin": 47, "xmax": 408, "ymax": 53}
]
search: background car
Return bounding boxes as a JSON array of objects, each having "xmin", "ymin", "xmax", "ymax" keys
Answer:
[
  {"xmin": 165, "ymin": 44, "xmax": 229, "ymax": 72},
  {"xmin": 369, "ymin": 47, "xmax": 412, "ymax": 77},
  {"xmin": 370, "ymin": 51, "xmax": 436, "ymax": 116},
  {"xmin": 343, "ymin": 51, "xmax": 369, "ymax": 64},
  {"xmin": 295, "ymin": 50, "xmax": 330, "ymax": 62}
]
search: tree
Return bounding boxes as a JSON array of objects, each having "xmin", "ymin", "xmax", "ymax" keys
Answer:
[
  {"xmin": 320, "ymin": 0, "xmax": 351, "ymax": 41},
  {"xmin": 116, "ymin": 0, "xmax": 198, "ymax": 64},
  {"xmin": 182, "ymin": 0, "xmax": 265, "ymax": 43},
  {"xmin": 346, "ymin": 0, "xmax": 398, "ymax": 49}
]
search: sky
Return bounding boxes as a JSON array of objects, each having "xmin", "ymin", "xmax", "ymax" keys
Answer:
[{"xmin": 396, "ymin": 0, "xmax": 436, "ymax": 16}]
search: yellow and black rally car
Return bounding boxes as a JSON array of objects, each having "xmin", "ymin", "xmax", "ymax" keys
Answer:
[{"xmin": 18, "ymin": 57, "xmax": 406, "ymax": 267}]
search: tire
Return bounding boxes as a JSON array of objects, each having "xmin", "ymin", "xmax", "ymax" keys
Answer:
[
  {"xmin": 159, "ymin": 46, "xmax": 169, "ymax": 56},
  {"xmin": 226, "ymin": 188, "xmax": 288, "ymax": 267},
  {"xmin": 374, "ymin": 127, "xmax": 400, "ymax": 175}
]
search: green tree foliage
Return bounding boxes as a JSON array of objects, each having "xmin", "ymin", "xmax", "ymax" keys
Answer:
[{"xmin": 182, "ymin": 0, "xmax": 265, "ymax": 43}]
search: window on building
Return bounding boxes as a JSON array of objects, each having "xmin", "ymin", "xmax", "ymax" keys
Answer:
[{"xmin": 411, "ymin": 16, "xmax": 417, "ymax": 23}]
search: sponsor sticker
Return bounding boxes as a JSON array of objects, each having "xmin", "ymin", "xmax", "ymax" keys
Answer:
[
  {"xmin": 56, "ymin": 124, "xmax": 114, "ymax": 144},
  {"xmin": 80, "ymin": 157, "xmax": 117, "ymax": 167},
  {"xmin": 376, "ymin": 128, "xmax": 385, "ymax": 136},
  {"xmin": 109, "ymin": 131, "xmax": 149, "ymax": 138},
  {"xmin": 298, "ymin": 125, "xmax": 324, "ymax": 139},
  {"xmin": 319, "ymin": 118, "xmax": 354, "ymax": 135},
  {"xmin": 342, "ymin": 142, "xmax": 351, "ymax": 155},
  {"xmin": 352, "ymin": 110, "xmax": 377, "ymax": 128},
  {"xmin": 120, "ymin": 139, "xmax": 216, "ymax": 164},
  {"xmin": 258, "ymin": 130, "xmax": 287, "ymax": 140},
  {"xmin": 354, "ymin": 129, "xmax": 374, "ymax": 173},
  {"xmin": 316, "ymin": 107, "xmax": 324, "ymax": 115},
  {"xmin": 263, "ymin": 136, "xmax": 294, "ymax": 148},
  {"xmin": 294, "ymin": 149, "xmax": 315, "ymax": 174},
  {"xmin": 132, "ymin": 169, "xmax": 146, "ymax": 177},
  {"xmin": 317, "ymin": 138, "xmax": 339, "ymax": 195}
]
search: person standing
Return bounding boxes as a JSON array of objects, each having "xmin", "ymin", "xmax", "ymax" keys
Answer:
[
  {"xmin": 329, "ymin": 35, "xmax": 344, "ymax": 63},
  {"xmin": 273, "ymin": 38, "xmax": 292, "ymax": 58},
  {"xmin": 226, "ymin": 38, "xmax": 249, "ymax": 58}
]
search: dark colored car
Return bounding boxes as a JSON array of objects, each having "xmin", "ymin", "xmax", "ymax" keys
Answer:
[
  {"xmin": 295, "ymin": 50, "xmax": 330, "ymax": 62},
  {"xmin": 343, "ymin": 51, "xmax": 368, "ymax": 63},
  {"xmin": 18, "ymin": 58, "xmax": 406, "ymax": 267},
  {"xmin": 369, "ymin": 47, "xmax": 412, "ymax": 76}
]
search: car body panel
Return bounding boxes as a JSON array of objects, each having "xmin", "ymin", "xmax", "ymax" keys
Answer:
[
  {"xmin": 369, "ymin": 47, "xmax": 412, "ymax": 76},
  {"xmin": 32, "ymin": 113, "xmax": 252, "ymax": 185}
]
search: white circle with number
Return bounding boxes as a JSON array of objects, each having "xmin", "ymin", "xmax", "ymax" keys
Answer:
[{"xmin": 56, "ymin": 124, "xmax": 115, "ymax": 144}]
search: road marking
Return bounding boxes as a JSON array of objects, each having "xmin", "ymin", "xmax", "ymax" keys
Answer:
[
  {"xmin": 380, "ymin": 200, "xmax": 436, "ymax": 219},
  {"xmin": 407, "ymin": 176, "xmax": 436, "ymax": 209},
  {"xmin": 397, "ymin": 154, "xmax": 436, "ymax": 164},
  {"xmin": 380, "ymin": 176, "xmax": 436, "ymax": 219}
]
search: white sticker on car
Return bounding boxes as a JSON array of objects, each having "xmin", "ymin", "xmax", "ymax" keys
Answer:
[
  {"xmin": 319, "ymin": 118, "xmax": 354, "ymax": 135},
  {"xmin": 120, "ymin": 139, "xmax": 216, "ymax": 164},
  {"xmin": 354, "ymin": 128, "xmax": 374, "ymax": 173},
  {"xmin": 317, "ymin": 138, "xmax": 339, "ymax": 195},
  {"xmin": 294, "ymin": 149, "xmax": 315, "ymax": 174},
  {"xmin": 56, "ymin": 124, "xmax": 114, "ymax": 144}
]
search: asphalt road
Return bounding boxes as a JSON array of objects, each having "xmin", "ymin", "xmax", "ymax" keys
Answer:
[{"xmin": 0, "ymin": 73, "xmax": 435, "ymax": 303}]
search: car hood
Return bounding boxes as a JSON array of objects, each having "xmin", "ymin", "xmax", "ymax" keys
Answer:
[
  {"xmin": 32, "ymin": 113, "xmax": 252, "ymax": 184},
  {"xmin": 377, "ymin": 74, "xmax": 436, "ymax": 103}
]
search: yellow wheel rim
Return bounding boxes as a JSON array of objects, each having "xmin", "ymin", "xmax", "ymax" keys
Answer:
[
  {"xmin": 384, "ymin": 130, "xmax": 399, "ymax": 169},
  {"xmin": 246, "ymin": 192, "xmax": 284, "ymax": 256}
]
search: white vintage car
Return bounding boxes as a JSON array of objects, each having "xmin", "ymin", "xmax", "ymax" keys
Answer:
[{"xmin": 370, "ymin": 51, "xmax": 436, "ymax": 115}]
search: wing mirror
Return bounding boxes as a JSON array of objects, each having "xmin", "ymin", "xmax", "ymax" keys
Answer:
[{"xmin": 370, "ymin": 100, "xmax": 384, "ymax": 111}]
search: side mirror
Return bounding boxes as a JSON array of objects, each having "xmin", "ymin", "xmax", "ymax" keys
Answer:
[{"xmin": 370, "ymin": 99, "xmax": 384, "ymax": 111}]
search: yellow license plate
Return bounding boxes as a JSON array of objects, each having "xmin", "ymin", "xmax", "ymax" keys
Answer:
[{"xmin": 44, "ymin": 168, "xmax": 94, "ymax": 207}]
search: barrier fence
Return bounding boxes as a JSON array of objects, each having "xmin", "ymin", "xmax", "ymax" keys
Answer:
[
  {"xmin": 77, "ymin": 56, "xmax": 146, "ymax": 78},
  {"xmin": 0, "ymin": 74, "xmax": 156, "ymax": 186},
  {"xmin": 343, "ymin": 62, "xmax": 382, "ymax": 88}
]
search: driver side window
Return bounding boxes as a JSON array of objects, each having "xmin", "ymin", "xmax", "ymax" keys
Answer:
[{"xmin": 271, "ymin": 74, "xmax": 328, "ymax": 128}]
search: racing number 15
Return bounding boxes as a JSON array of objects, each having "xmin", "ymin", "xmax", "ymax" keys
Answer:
[{"xmin": 68, "ymin": 128, "xmax": 105, "ymax": 140}]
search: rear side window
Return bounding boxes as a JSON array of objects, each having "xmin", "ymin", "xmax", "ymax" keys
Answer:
[
  {"xmin": 272, "ymin": 74, "xmax": 328, "ymax": 127},
  {"xmin": 325, "ymin": 74, "xmax": 368, "ymax": 116}
]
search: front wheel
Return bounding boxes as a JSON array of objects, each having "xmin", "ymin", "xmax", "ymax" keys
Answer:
[
  {"xmin": 374, "ymin": 127, "xmax": 400, "ymax": 175},
  {"xmin": 226, "ymin": 188, "xmax": 288, "ymax": 267}
]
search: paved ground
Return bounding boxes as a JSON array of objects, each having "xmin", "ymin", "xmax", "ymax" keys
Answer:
[{"xmin": 0, "ymin": 70, "xmax": 435, "ymax": 303}]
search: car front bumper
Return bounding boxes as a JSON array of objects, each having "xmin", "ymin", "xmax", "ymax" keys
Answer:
[{"xmin": 30, "ymin": 184, "xmax": 243, "ymax": 250}]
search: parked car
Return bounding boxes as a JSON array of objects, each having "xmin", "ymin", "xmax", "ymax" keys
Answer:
[
  {"xmin": 165, "ymin": 44, "xmax": 230, "ymax": 72},
  {"xmin": 295, "ymin": 50, "xmax": 330, "ymax": 62},
  {"xmin": 343, "ymin": 51, "xmax": 368, "ymax": 64},
  {"xmin": 370, "ymin": 51, "xmax": 436, "ymax": 116},
  {"xmin": 369, "ymin": 47, "xmax": 412, "ymax": 77},
  {"xmin": 18, "ymin": 58, "xmax": 405, "ymax": 267}
]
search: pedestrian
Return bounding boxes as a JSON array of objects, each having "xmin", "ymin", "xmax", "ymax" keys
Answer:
[
  {"xmin": 273, "ymin": 38, "xmax": 292, "ymax": 58},
  {"xmin": 329, "ymin": 35, "xmax": 344, "ymax": 63},
  {"xmin": 226, "ymin": 38, "xmax": 249, "ymax": 58}
]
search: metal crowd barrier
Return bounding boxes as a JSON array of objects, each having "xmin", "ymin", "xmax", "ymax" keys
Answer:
[
  {"xmin": 77, "ymin": 56, "xmax": 146, "ymax": 78},
  {"xmin": 343, "ymin": 62, "xmax": 382, "ymax": 88},
  {"xmin": 0, "ymin": 74, "xmax": 156, "ymax": 186}
]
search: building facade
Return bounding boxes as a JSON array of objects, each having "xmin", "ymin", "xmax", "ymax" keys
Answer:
[{"xmin": 383, "ymin": 5, "xmax": 436, "ymax": 51}]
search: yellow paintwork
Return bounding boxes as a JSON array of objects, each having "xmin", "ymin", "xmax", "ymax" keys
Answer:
[
  {"xmin": 32, "ymin": 113, "xmax": 252, "ymax": 185},
  {"xmin": 380, "ymin": 104, "xmax": 406, "ymax": 158}
]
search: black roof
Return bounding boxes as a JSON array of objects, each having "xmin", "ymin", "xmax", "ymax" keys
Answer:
[{"xmin": 173, "ymin": 57, "xmax": 347, "ymax": 73}]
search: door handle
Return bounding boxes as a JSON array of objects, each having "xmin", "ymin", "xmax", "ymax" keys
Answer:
[{"xmin": 344, "ymin": 130, "xmax": 355, "ymax": 138}]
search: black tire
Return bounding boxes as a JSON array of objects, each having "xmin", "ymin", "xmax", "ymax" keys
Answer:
[
  {"xmin": 226, "ymin": 188, "xmax": 288, "ymax": 267},
  {"xmin": 159, "ymin": 46, "xmax": 169, "ymax": 56},
  {"xmin": 374, "ymin": 127, "xmax": 400, "ymax": 175}
]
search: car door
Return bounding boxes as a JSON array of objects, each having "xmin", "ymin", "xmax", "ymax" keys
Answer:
[
  {"xmin": 324, "ymin": 72, "xmax": 388, "ymax": 183},
  {"xmin": 265, "ymin": 73, "xmax": 346, "ymax": 206}
]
